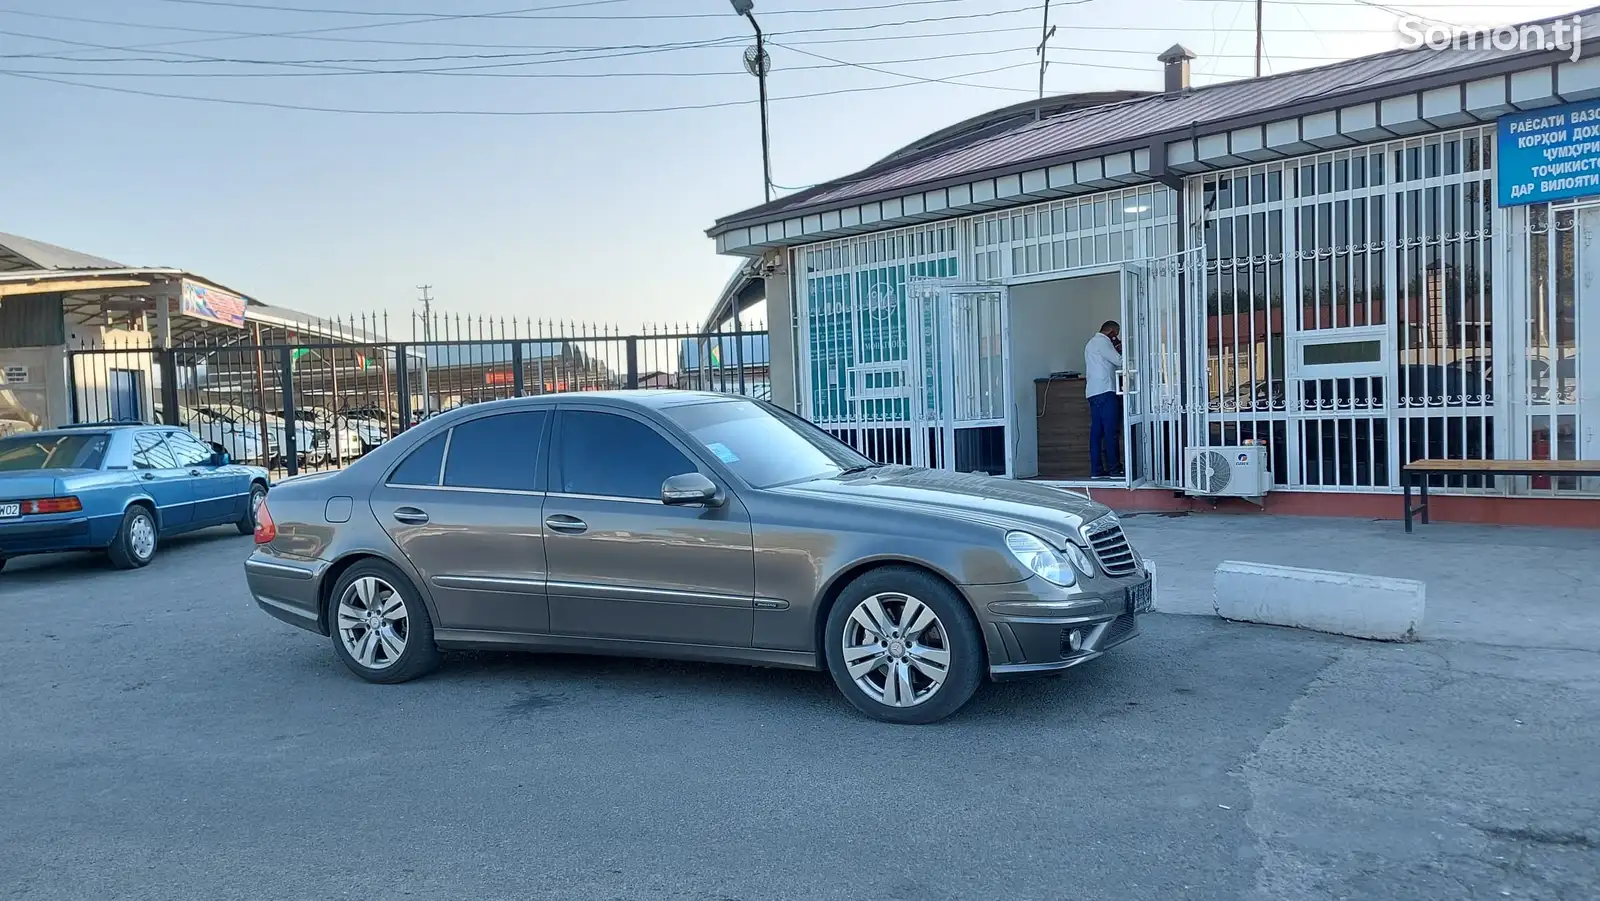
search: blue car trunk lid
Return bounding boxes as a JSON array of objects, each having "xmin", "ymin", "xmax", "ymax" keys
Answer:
[{"xmin": 0, "ymin": 472, "xmax": 62, "ymax": 502}]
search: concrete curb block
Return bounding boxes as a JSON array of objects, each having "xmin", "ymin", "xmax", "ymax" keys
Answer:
[
  {"xmin": 1145, "ymin": 558, "xmax": 1160, "ymax": 611},
  {"xmin": 1213, "ymin": 561, "xmax": 1425, "ymax": 642}
]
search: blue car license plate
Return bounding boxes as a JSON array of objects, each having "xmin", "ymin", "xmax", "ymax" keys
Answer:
[
  {"xmin": 1126, "ymin": 580, "xmax": 1153, "ymax": 614},
  {"xmin": 0, "ymin": 502, "xmax": 19, "ymax": 519}
]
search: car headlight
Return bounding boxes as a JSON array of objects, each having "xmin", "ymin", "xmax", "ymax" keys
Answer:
[
  {"xmin": 1004, "ymin": 531, "xmax": 1077, "ymax": 586},
  {"xmin": 1062, "ymin": 542, "xmax": 1096, "ymax": 576}
]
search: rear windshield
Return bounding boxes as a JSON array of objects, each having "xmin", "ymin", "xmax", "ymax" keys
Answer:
[{"xmin": 0, "ymin": 433, "xmax": 109, "ymax": 471}]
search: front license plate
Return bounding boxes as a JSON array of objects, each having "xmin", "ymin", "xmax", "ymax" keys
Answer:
[
  {"xmin": 1126, "ymin": 580, "xmax": 1153, "ymax": 614},
  {"xmin": 0, "ymin": 502, "xmax": 19, "ymax": 519}
]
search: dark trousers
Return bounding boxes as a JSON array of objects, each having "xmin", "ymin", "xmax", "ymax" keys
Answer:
[{"xmin": 1088, "ymin": 391, "xmax": 1121, "ymax": 477}]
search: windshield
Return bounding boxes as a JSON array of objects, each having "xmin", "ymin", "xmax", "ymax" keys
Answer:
[
  {"xmin": 0, "ymin": 433, "xmax": 109, "ymax": 472},
  {"xmin": 663, "ymin": 400, "xmax": 874, "ymax": 489}
]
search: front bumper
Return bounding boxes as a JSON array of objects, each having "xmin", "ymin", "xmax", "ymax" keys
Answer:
[{"xmin": 966, "ymin": 571, "xmax": 1149, "ymax": 680}]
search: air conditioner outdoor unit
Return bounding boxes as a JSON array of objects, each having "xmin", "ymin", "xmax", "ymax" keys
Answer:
[{"xmin": 1185, "ymin": 446, "xmax": 1272, "ymax": 501}]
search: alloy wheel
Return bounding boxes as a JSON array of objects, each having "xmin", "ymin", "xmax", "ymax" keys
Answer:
[
  {"xmin": 840, "ymin": 591, "xmax": 952, "ymax": 708},
  {"xmin": 336, "ymin": 576, "xmax": 409, "ymax": 670}
]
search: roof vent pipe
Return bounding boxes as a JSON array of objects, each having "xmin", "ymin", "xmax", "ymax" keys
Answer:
[{"xmin": 1159, "ymin": 44, "xmax": 1197, "ymax": 94}]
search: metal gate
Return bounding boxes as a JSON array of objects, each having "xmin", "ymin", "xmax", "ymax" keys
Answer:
[
  {"xmin": 907, "ymin": 279, "xmax": 1010, "ymax": 474},
  {"xmin": 1119, "ymin": 250, "xmax": 1200, "ymax": 488}
]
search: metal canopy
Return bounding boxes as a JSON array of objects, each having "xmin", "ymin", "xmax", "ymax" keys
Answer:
[{"xmin": 0, "ymin": 233, "xmax": 375, "ymax": 348}]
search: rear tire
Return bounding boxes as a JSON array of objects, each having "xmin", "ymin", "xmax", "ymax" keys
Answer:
[
  {"xmin": 327, "ymin": 559, "xmax": 440, "ymax": 684},
  {"xmin": 823, "ymin": 566, "xmax": 985, "ymax": 725},
  {"xmin": 107, "ymin": 505, "xmax": 158, "ymax": 570},
  {"xmin": 237, "ymin": 483, "xmax": 267, "ymax": 535}
]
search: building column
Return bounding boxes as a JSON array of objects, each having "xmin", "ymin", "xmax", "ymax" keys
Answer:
[{"xmin": 763, "ymin": 251, "xmax": 798, "ymax": 412}]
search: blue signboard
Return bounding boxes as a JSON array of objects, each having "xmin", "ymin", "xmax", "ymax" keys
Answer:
[{"xmin": 1499, "ymin": 98, "xmax": 1600, "ymax": 207}]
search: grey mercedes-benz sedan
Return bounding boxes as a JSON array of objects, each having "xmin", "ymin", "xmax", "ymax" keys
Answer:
[{"xmin": 245, "ymin": 391, "xmax": 1151, "ymax": 724}]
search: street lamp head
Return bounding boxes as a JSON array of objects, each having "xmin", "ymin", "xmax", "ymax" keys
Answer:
[{"xmin": 729, "ymin": 0, "xmax": 754, "ymax": 14}]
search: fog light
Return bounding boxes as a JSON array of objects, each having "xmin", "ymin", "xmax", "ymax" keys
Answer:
[{"xmin": 1060, "ymin": 628, "xmax": 1084, "ymax": 656}]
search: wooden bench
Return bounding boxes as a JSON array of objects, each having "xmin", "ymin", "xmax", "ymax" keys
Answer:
[{"xmin": 1402, "ymin": 459, "xmax": 1600, "ymax": 532}]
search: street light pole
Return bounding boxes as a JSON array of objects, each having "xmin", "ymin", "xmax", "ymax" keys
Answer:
[
  {"xmin": 731, "ymin": 0, "xmax": 772, "ymax": 204},
  {"xmin": 416, "ymin": 285, "xmax": 432, "ymax": 419},
  {"xmin": 1035, "ymin": 0, "xmax": 1055, "ymax": 121}
]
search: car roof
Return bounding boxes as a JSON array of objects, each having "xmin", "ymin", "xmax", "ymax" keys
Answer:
[
  {"xmin": 443, "ymin": 390, "xmax": 748, "ymax": 415},
  {"xmin": 21, "ymin": 423, "xmax": 173, "ymax": 436}
]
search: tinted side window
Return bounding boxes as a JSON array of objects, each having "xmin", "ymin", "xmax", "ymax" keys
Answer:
[
  {"xmin": 443, "ymin": 412, "xmax": 547, "ymax": 492},
  {"xmin": 165, "ymin": 431, "xmax": 213, "ymax": 467},
  {"xmin": 388, "ymin": 432, "xmax": 448, "ymax": 486},
  {"xmin": 558, "ymin": 411, "xmax": 695, "ymax": 500},
  {"xmin": 132, "ymin": 431, "xmax": 178, "ymax": 470}
]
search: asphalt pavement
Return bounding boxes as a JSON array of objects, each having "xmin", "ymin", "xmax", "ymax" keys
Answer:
[{"xmin": 1, "ymin": 527, "xmax": 1595, "ymax": 901}]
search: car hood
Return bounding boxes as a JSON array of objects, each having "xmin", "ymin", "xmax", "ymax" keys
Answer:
[{"xmin": 771, "ymin": 466, "xmax": 1113, "ymax": 547}]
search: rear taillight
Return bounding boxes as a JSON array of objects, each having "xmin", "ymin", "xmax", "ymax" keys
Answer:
[
  {"xmin": 21, "ymin": 497, "xmax": 82, "ymax": 515},
  {"xmin": 254, "ymin": 499, "xmax": 278, "ymax": 544}
]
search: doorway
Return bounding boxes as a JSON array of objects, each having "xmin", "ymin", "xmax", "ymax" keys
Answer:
[
  {"xmin": 1007, "ymin": 271, "xmax": 1122, "ymax": 483},
  {"xmin": 108, "ymin": 368, "xmax": 145, "ymax": 423}
]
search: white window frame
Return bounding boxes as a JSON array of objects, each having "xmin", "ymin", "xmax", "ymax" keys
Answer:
[{"xmin": 1287, "ymin": 325, "xmax": 1392, "ymax": 382}]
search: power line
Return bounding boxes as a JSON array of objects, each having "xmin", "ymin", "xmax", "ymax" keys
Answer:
[
  {"xmin": 1181, "ymin": 0, "xmax": 1560, "ymax": 6},
  {"xmin": 0, "ymin": 26, "xmax": 750, "ymax": 72},
  {"xmin": 0, "ymin": 58, "xmax": 1045, "ymax": 116},
  {"xmin": 136, "ymin": 0, "xmax": 1046, "ymax": 19},
  {"xmin": 0, "ymin": 3, "xmax": 1409, "ymax": 61},
  {"xmin": 1347, "ymin": 0, "xmax": 1463, "ymax": 28},
  {"xmin": 0, "ymin": 45, "xmax": 1047, "ymax": 80},
  {"xmin": 3, "ymin": 39, "xmax": 1352, "ymax": 78},
  {"xmin": 770, "ymin": 41, "xmax": 1034, "ymax": 92},
  {"xmin": 30, "ymin": 3, "xmax": 1054, "ymax": 55}
]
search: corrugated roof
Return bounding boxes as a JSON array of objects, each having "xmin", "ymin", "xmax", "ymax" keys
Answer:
[
  {"xmin": 712, "ymin": 7, "xmax": 1590, "ymax": 234},
  {"xmin": 0, "ymin": 231, "xmax": 125, "ymax": 271}
]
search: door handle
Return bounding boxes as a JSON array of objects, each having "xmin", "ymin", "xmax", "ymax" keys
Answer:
[
  {"xmin": 189, "ymin": 469, "xmax": 202, "ymax": 476},
  {"xmin": 392, "ymin": 507, "xmax": 429, "ymax": 525},
  {"xmin": 544, "ymin": 514, "xmax": 587, "ymax": 534},
  {"xmin": 141, "ymin": 472, "xmax": 156, "ymax": 481}
]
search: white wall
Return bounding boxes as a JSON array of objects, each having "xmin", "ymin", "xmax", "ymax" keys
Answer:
[
  {"xmin": 768, "ymin": 261, "xmax": 797, "ymax": 411},
  {"xmin": 70, "ymin": 329, "xmax": 155, "ymax": 425},
  {"xmin": 1007, "ymin": 272, "xmax": 1122, "ymax": 478}
]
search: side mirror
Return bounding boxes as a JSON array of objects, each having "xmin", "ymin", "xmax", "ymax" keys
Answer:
[
  {"xmin": 211, "ymin": 451, "xmax": 231, "ymax": 466},
  {"xmin": 661, "ymin": 472, "xmax": 721, "ymax": 507}
]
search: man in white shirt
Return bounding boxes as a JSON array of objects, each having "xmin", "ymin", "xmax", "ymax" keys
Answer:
[{"xmin": 1084, "ymin": 320, "xmax": 1123, "ymax": 478}]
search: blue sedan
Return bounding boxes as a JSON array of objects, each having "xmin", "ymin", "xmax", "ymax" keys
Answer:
[{"xmin": 0, "ymin": 424, "xmax": 270, "ymax": 573}]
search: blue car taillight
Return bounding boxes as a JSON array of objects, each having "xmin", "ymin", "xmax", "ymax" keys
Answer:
[{"xmin": 20, "ymin": 496, "xmax": 83, "ymax": 515}]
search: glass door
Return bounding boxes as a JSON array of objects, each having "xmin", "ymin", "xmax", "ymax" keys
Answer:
[{"xmin": 1119, "ymin": 264, "xmax": 1148, "ymax": 486}]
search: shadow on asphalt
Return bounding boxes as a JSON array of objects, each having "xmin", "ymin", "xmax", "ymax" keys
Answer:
[
  {"xmin": 275, "ymin": 616, "xmax": 1262, "ymax": 728},
  {"xmin": 0, "ymin": 528, "xmax": 248, "ymax": 585}
]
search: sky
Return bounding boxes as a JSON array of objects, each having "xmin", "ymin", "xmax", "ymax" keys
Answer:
[{"xmin": 0, "ymin": 0, "xmax": 1581, "ymax": 334}]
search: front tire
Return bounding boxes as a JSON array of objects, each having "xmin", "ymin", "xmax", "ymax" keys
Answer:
[
  {"xmin": 237, "ymin": 483, "xmax": 267, "ymax": 536},
  {"xmin": 823, "ymin": 566, "xmax": 985, "ymax": 725},
  {"xmin": 327, "ymin": 560, "xmax": 440, "ymax": 684},
  {"xmin": 107, "ymin": 505, "xmax": 158, "ymax": 570}
]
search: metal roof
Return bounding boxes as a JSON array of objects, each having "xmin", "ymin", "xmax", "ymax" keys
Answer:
[
  {"xmin": 0, "ymin": 232, "xmax": 125, "ymax": 272},
  {"xmin": 710, "ymin": 7, "xmax": 1594, "ymax": 236},
  {"xmin": 701, "ymin": 262, "xmax": 766, "ymax": 332}
]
